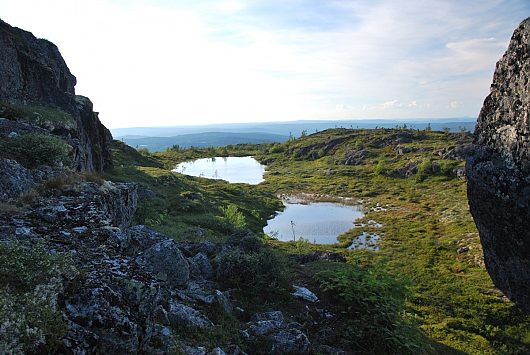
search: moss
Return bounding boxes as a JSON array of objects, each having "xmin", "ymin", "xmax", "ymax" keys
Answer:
[
  {"xmin": 0, "ymin": 243, "xmax": 77, "ymax": 353},
  {"xmin": 0, "ymin": 101, "xmax": 76, "ymax": 130}
]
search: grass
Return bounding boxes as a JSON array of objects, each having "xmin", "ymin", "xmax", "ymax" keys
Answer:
[
  {"xmin": 0, "ymin": 101, "xmax": 76, "ymax": 130},
  {"xmin": 107, "ymin": 128, "xmax": 530, "ymax": 354}
]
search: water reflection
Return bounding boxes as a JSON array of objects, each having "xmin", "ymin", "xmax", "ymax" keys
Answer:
[
  {"xmin": 264, "ymin": 202, "xmax": 364, "ymax": 244},
  {"xmin": 173, "ymin": 156, "xmax": 265, "ymax": 184}
]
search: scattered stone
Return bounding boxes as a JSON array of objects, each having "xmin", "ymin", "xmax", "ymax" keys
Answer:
[
  {"xmin": 292, "ymin": 285, "xmax": 319, "ymax": 303},
  {"xmin": 72, "ymin": 226, "xmax": 88, "ymax": 234},
  {"xmin": 457, "ymin": 246, "xmax": 469, "ymax": 254},
  {"xmin": 270, "ymin": 329, "xmax": 311, "ymax": 354},
  {"xmin": 167, "ymin": 300, "xmax": 213, "ymax": 329},
  {"xmin": 181, "ymin": 345, "xmax": 207, "ymax": 355}
]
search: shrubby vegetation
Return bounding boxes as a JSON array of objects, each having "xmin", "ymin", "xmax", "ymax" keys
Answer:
[
  {"xmin": 215, "ymin": 234, "xmax": 288, "ymax": 296},
  {"xmin": 0, "ymin": 243, "xmax": 77, "ymax": 353},
  {"xmin": 315, "ymin": 262, "xmax": 426, "ymax": 353},
  {"xmin": 0, "ymin": 132, "xmax": 71, "ymax": 168},
  {"xmin": 107, "ymin": 128, "xmax": 530, "ymax": 354}
]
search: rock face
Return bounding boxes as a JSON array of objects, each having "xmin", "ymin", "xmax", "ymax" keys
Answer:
[
  {"xmin": 0, "ymin": 19, "xmax": 112, "ymax": 172},
  {"xmin": 466, "ymin": 17, "xmax": 530, "ymax": 313}
]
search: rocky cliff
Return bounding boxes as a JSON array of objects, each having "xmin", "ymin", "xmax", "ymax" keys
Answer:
[
  {"xmin": 0, "ymin": 19, "xmax": 112, "ymax": 172},
  {"xmin": 466, "ymin": 17, "xmax": 530, "ymax": 313}
]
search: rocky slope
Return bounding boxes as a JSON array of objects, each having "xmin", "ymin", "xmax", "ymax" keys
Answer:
[
  {"xmin": 466, "ymin": 17, "xmax": 530, "ymax": 313},
  {"xmin": 0, "ymin": 19, "xmax": 112, "ymax": 173}
]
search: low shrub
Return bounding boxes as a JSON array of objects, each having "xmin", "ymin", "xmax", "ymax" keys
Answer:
[
  {"xmin": 0, "ymin": 133, "xmax": 71, "ymax": 168},
  {"xmin": 315, "ymin": 263, "xmax": 426, "ymax": 353},
  {"xmin": 215, "ymin": 237, "xmax": 288, "ymax": 294},
  {"xmin": 221, "ymin": 204, "xmax": 247, "ymax": 231}
]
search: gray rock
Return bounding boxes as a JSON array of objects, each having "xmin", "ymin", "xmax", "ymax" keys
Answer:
[
  {"xmin": 252, "ymin": 311, "xmax": 284, "ymax": 326},
  {"xmin": 211, "ymin": 348, "xmax": 226, "ymax": 355},
  {"xmin": 244, "ymin": 320, "xmax": 281, "ymax": 337},
  {"xmin": 214, "ymin": 290, "xmax": 233, "ymax": 314},
  {"xmin": 466, "ymin": 17, "xmax": 530, "ymax": 313},
  {"xmin": 167, "ymin": 300, "xmax": 213, "ymax": 328},
  {"xmin": 292, "ymin": 285, "xmax": 319, "ymax": 303},
  {"xmin": 270, "ymin": 329, "xmax": 311, "ymax": 354},
  {"xmin": 181, "ymin": 345, "xmax": 207, "ymax": 355},
  {"xmin": 315, "ymin": 344, "xmax": 347, "ymax": 354},
  {"xmin": 188, "ymin": 252, "xmax": 213, "ymax": 280},
  {"xmin": 0, "ymin": 158, "xmax": 37, "ymax": 202},
  {"xmin": 126, "ymin": 225, "xmax": 167, "ymax": 253},
  {"xmin": 137, "ymin": 239, "xmax": 190, "ymax": 287},
  {"xmin": 96, "ymin": 181, "xmax": 137, "ymax": 229}
]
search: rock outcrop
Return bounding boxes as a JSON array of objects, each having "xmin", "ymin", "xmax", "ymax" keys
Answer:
[
  {"xmin": 0, "ymin": 181, "xmax": 229, "ymax": 353},
  {"xmin": 466, "ymin": 17, "xmax": 530, "ymax": 313},
  {"xmin": 0, "ymin": 19, "xmax": 112, "ymax": 172}
]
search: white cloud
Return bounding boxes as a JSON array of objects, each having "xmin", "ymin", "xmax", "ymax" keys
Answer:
[{"xmin": 0, "ymin": 0, "xmax": 527, "ymax": 127}]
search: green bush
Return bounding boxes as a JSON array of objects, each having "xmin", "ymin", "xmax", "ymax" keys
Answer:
[
  {"xmin": 374, "ymin": 159, "xmax": 388, "ymax": 176},
  {"xmin": 221, "ymin": 204, "xmax": 247, "ymax": 231},
  {"xmin": 215, "ymin": 241, "xmax": 287, "ymax": 294},
  {"xmin": 1, "ymin": 133, "xmax": 71, "ymax": 168},
  {"xmin": 415, "ymin": 158, "xmax": 432, "ymax": 182},
  {"xmin": 315, "ymin": 263, "xmax": 426, "ymax": 353},
  {"xmin": 0, "ymin": 243, "xmax": 77, "ymax": 353}
]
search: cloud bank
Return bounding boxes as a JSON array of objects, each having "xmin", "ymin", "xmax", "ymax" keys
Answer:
[{"xmin": 0, "ymin": 0, "xmax": 527, "ymax": 127}]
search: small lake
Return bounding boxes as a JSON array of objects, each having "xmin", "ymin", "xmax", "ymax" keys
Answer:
[
  {"xmin": 263, "ymin": 202, "xmax": 364, "ymax": 244},
  {"xmin": 173, "ymin": 156, "xmax": 265, "ymax": 184}
]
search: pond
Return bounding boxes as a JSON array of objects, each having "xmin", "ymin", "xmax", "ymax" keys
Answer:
[
  {"xmin": 263, "ymin": 201, "xmax": 364, "ymax": 245},
  {"xmin": 173, "ymin": 156, "xmax": 265, "ymax": 184}
]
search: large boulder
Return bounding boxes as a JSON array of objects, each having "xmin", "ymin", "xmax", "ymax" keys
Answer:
[
  {"xmin": 136, "ymin": 239, "xmax": 190, "ymax": 287},
  {"xmin": 0, "ymin": 158, "xmax": 36, "ymax": 201},
  {"xmin": 466, "ymin": 17, "xmax": 530, "ymax": 313}
]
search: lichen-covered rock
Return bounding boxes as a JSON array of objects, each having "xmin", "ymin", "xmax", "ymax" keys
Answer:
[
  {"xmin": 243, "ymin": 311, "xmax": 311, "ymax": 353},
  {"xmin": 189, "ymin": 252, "xmax": 214, "ymax": 280},
  {"xmin": 466, "ymin": 17, "xmax": 530, "ymax": 313},
  {"xmin": 270, "ymin": 329, "xmax": 311, "ymax": 354},
  {"xmin": 137, "ymin": 239, "xmax": 190, "ymax": 287},
  {"xmin": 95, "ymin": 181, "xmax": 138, "ymax": 228},
  {"xmin": 0, "ymin": 158, "xmax": 36, "ymax": 201},
  {"xmin": 167, "ymin": 300, "xmax": 213, "ymax": 328}
]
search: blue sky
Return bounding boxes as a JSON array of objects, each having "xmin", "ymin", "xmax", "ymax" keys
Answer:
[{"xmin": 0, "ymin": 0, "xmax": 528, "ymax": 128}]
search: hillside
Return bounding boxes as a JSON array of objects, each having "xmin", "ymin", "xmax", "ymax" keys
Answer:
[
  {"xmin": 112, "ymin": 119, "xmax": 476, "ymax": 141},
  {"xmin": 121, "ymin": 131, "xmax": 289, "ymax": 152},
  {"xmin": 108, "ymin": 126, "xmax": 530, "ymax": 354}
]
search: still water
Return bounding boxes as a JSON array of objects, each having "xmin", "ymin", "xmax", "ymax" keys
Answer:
[
  {"xmin": 173, "ymin": 156, "xmax": 265, "ymax": 184},
  {"xmin": 263, "ymin": 202, "xmax": 364, "ymax": 244}
]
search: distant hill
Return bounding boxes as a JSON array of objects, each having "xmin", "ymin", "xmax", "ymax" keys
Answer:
[
  {"xmin": 111, "ymin": 119, "xmax": 476, "ymax": 140},
  {"xmin": 120, "ymin": 131, "xmax": 289, "ymax": 152}
]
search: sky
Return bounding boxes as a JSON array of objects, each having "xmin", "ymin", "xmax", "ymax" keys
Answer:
[{"xmin": 0, "ymin": 1, "xmax": 528, "ymax": 128}]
